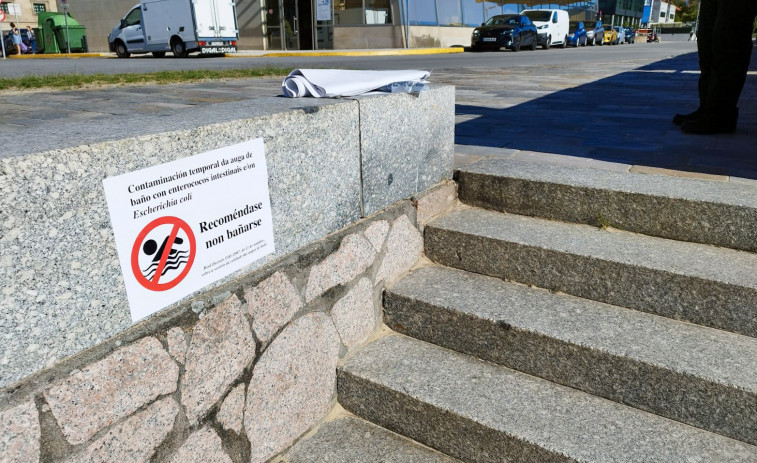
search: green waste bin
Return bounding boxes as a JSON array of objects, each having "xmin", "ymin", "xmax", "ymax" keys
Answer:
[{"xmin": 36, "ymin": 12, "xmax": 88, "ymax": 54}]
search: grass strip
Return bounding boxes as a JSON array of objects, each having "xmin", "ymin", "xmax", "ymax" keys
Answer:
[{"xmin": 0, "ymin": 66, "xmax": 293, "ymax": 92}]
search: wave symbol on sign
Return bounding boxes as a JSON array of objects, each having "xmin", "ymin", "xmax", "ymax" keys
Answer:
[{"xmin": 141, "ymin": 236, "xmax": 190, "ymax": 280}]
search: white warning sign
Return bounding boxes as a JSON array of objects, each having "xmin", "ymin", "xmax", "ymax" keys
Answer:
[{"xmin": 103, "ymin": 138, "xmax": 275, "ymax": 322}]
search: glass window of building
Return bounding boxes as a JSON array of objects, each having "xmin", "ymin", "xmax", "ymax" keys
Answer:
[
  {"xmin": 33, "ymin": 3, "xmax": 47, "ymax": 14},
  {"xmin": 482, "ymin": 1, "xmax": 503, "ymax": 20},
  {"xmin": 0, "ymin": 3, "xmax": 8, "ymax": 14},
  {"xmin": 437, "ymin": 0, "xmax": 463, "ymax": 25},
  {"xmin": 462, "ymin": 0, "xmax": 484, "ymax": 26},
  {"xmin": 334, "ymin": 0, "xmax": 364, "ymax": 24},
  {"xmin": 502, "ymin": 3, "xmax": 520, "ymax": 14},
  {"xmin": 365, "ymin": 0, "xmax": 392, "ymax": 24},
  {"xmin": 409, "ymin": 0, "xmax": 438, "ymax": 25}
]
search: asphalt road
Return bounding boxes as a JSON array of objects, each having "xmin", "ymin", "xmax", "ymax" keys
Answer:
[{"xmin": 0, "ymin": 35, "xmax": 695, "ymax": 78}]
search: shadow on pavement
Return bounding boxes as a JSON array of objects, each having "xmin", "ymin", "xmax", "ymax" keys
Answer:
[{"xmin": 455, "ymin": 50, "xmax": 757, "ymax": 179}]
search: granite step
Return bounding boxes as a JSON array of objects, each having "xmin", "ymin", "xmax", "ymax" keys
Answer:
[
  {"xmin": 456, "ymin": 158, "xmax": 757, "ymax": 252},
  {"xmin": 281, "ymin": 414, "xmax": 462, "ymax": 463},
  {"xmin": 338, "ymin": 334, "xmax": 757, "ymax": 463},
  {"xmin": 424, "ymin": 207, "xmax": 757, "ymax": 337},
  {"xmin": 385, "ymin": 265, "xmax": 757, "ymax": 445}
]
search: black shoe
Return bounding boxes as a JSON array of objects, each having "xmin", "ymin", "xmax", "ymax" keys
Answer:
[
  {"xmin": 672, "ymin": 109, "xmax": 700, "ymax": 126},
  {"xmin": 680, "ymin": 109, "xmax": 737, "ymax": 135}
]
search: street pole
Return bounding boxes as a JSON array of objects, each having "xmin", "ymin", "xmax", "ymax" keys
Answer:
[
  {"xmin": 693, "ymin": 1, "xmax": 701, "ymax": 38},
  {"xmin": 0, "ymin": 0, "xmax": 6, "ymax": 59},
  {"xmin": 64, "ymin": 4, "xmax": 71, "ymax": 53},
  {"xmin": 405, "ymin": 0, "xmax": 409, "ymax": 49}
]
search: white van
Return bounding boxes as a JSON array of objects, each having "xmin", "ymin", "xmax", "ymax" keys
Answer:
[
  {"xmin": 108, "ymin": 0, "xmax": 239, "ymax": 58},
  {"xmin": 521, "ymin": 9, "xmax": 570, "ymax": 49}
]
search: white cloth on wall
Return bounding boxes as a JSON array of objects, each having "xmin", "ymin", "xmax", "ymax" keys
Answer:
[{"xmin": 282, "ymin": 69, "xmax": 430, "ymax": 98}]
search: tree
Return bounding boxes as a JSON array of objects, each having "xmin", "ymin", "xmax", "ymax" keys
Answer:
[{"xmin": 678, "ymin": 0, "xmax": 700, "ymax": 23}]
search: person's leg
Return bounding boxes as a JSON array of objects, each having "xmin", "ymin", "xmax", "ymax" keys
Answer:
[
  {"xmin": 682, "ymin": 0, "xmax": 757, "ymax": 133},
  {"xmin": 673, "ymin": 0, "xmax": 716, "ymax": 125}
]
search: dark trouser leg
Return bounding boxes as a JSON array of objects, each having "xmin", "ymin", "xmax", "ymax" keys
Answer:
[
  {"xmin": 703, "ymin": 0, "xmax": 757, "ymax": 113},
  {"xmin": 673, "ymin": 0, "xmax": 718, "ymax": 125},
  {"xmin": 683, "ymin": 0, "xmax": 757, "ymax": 133},
  {"xmin": 696, "ymin": 0, "xmax": 717, "ymax": 110}
]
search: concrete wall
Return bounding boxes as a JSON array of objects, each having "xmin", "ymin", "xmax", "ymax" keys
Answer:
[
  {"xmin": 66, "ymin": 0, "xmax": 265, "ymax": 52},
  {"xmin": 49, "ymin": 0, "xmax": 476, "ymax": 51},
  {"xmin": 333, "ymin": 25, "xmax": 403, "ymax": 49},
  {"xmin": 1, "ymin": 0, "xmax": 58, "ymax": 30},
  {"xmin": 409, "ymin": 25, "xmax": 474, "ymax": 48},
  {"xmin": 65, "ymin": 0, "xmax": 134, "ymax": 52},
  {"xmin": 0, "ymin": 86, "xmax": 455, "ymax": 463}
]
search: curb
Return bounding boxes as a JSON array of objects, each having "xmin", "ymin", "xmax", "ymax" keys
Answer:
[
  {"xmin": 227, "ymin": 47, "xmax": 465, "ymax": 58},
  {"xmin": 6, "ymin": 53, "xmax": 103, "ymax": 59},
  {"xmin": 5, "ymin": 48, "xmax": 464, "ymax": 59}
]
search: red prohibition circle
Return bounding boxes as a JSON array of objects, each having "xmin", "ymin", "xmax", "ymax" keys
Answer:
[{"xmin": 131, "ymin": 216, "xmax": 196, "ymax": 292}]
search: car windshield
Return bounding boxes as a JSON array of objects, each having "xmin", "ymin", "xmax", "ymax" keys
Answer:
[
  {"xmin": 584, "ymin": 21, "xmax": 597, "ymax": 28},
  {"xmin": 614, "ymin": 27, "xmax": 623, "ymax": 31},
  {"xmin": 523, "ymin": 11, "xmax": 551, "ymax": 22},
  {"xmin": 485, "ymin": 15, "xmax": 520, "ymax": 26}
]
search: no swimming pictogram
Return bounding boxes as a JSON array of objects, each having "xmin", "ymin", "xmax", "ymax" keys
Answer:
[{"xmin": 131, "ymin": 216, "xmax": 196, "ymax": 291}]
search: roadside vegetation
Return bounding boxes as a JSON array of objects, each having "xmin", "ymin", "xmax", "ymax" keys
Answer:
[{"xmin": 0, "ymin": 67, "xmax": 293, "ymax": 92}]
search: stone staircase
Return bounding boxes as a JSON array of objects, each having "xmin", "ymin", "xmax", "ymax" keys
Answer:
[{"xmin": 318, "ymin": 158, "xmax": 757, "ymax": 462}]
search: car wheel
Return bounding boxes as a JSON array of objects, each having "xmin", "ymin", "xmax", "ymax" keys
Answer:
[
  {"xmin": 115, "ymin": 41, "xmax": 130, "ymax": 58},
  {"xmin": 530, "ymin": 37, "xmax": 537, "ymax": 51},
  {"xmin": 511, "ymin": 35, "xmax": 521, "ymax": 52},
  {"xmin": 171, "ymin": 39, "xmax": 188, "ymax": 58},
  {"xmin": 562, "ymin": 35, "xmax": 568, "ymax": 48},
  {"xmin": 543, "ymin": 35, "xmax": 551, "ymax": 49},
  {"xmin": 152, "ymin": 51, "xmax": 166, "ymax": 58}
]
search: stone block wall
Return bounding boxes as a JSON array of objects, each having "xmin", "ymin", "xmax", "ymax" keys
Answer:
[
  {"xmin": 1, "ymin": 85, "xmax": 456, "ymax": 462},
  {"xmin": 0, "ymin": 86, "xmax": 455, "ymax": 389},
  {"xmin": 0, "ymin": 181, "xmax": 459, "ymax": 462}
]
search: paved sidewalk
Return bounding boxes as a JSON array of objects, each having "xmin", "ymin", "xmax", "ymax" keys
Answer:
[
  {"xmin": 1, "ymin": 46, "xmax": 755, "ymax": 180},
  {"xmin": 446, "ymin": 48, "xmax": 757, "ymax": 182},
  {"xmin": 1, "ymin": 47, "xmax": 463, "ymax": 59}
]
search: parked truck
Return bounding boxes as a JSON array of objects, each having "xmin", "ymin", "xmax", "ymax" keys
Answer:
[{"xmin": 108, "ymin": 0, "xmax": 238, "ymax": 58}]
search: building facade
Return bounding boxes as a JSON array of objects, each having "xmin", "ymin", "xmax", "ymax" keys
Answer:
[
  {"xmin": 0, "ymin": 0, "xmax": 58, "ymax": 30},
  {"xmin": 598, "ymin": 0, "xmax": 644, "ymax": 27},
  {"xmin": 641, "ymin": 0, "xmax": 678, "ymax": 26},
  {"xmin": 63, "ymin": 0, "xmax": 599, "ymax": 52}
]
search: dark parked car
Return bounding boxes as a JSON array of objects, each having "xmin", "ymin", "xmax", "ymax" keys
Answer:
[
  {"xmin": 3, "ymin": 28, "xmax": 33, "ymax": 55},
  {"xmin": 624, "ymin": 27, "xmax": 636, "ymax": 43},
  {"xmin": 566, "ymin": 21, "xmax": 587, "ymax": 46},
  {"xmin": 471, "ymin": 14, "xmax": 538, "ymax": 52},
  {"xmin": 583, "ymin": 20, "xmax": 604, "ymax": 46}
]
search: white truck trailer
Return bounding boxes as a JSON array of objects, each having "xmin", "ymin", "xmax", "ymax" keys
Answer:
[{"xmin": 108, "ymin": 0, "xmax": 238, "ymax": 58}]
